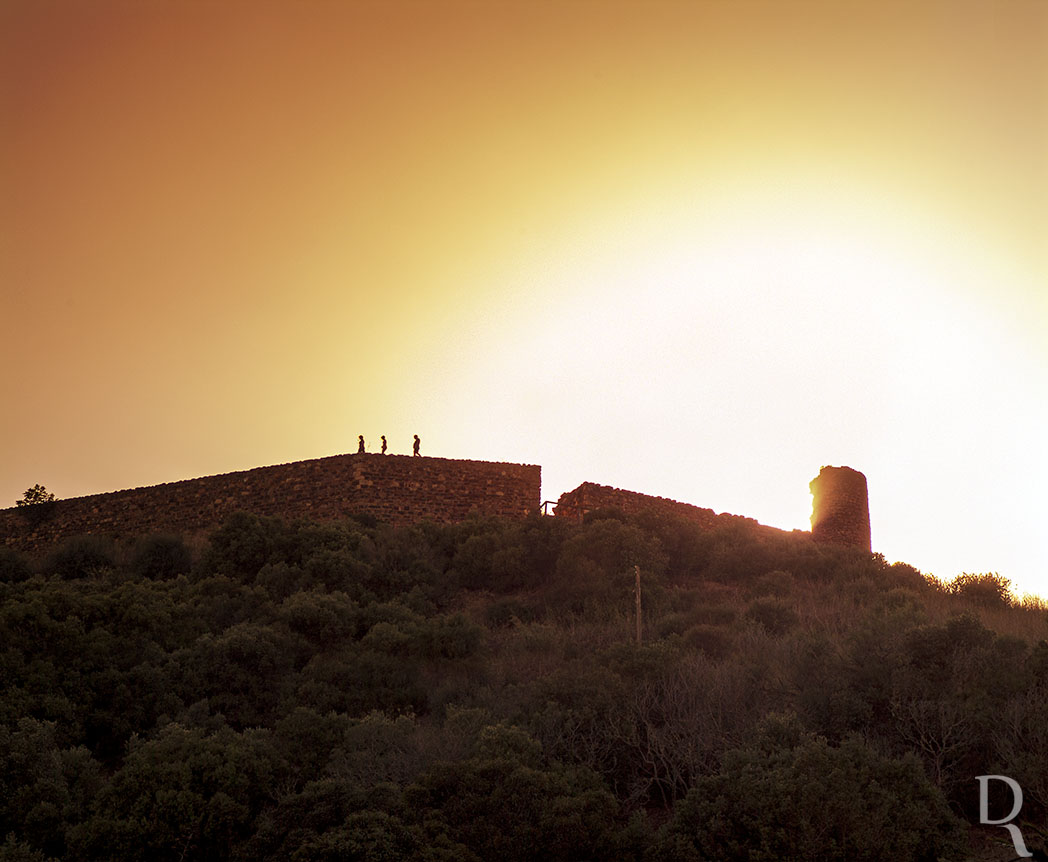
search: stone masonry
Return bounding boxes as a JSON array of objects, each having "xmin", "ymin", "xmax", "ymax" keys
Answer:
[
  {"xmin": 809, "ymin": 465, "xmax": 872, "ymax": 551},
  {"xmin": 553, "ymin": 481, "xmax": 792, "ymax": 540},
  {"xmin": 2, "ymin": 456, "xmax": 876, "ymax": 559},
  {"xmin": 0, "ymin": 454, "xmax": 541, "ymax": 554}
]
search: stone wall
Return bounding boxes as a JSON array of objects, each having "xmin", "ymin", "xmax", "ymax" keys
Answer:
[
  {"xmin": 553, "ymin": 481, "xmax": 792, "ymax": 539},
  {"xmin": 0, "ymin": 454, "xmax": 541, "ymax": 553},
  {"xmin": 2, "ymin": 457, "xmax": 875, "ymax": 558},
  {"xmin": 809, "ymin": 465, "xmax": 871, "ymax": 551}
]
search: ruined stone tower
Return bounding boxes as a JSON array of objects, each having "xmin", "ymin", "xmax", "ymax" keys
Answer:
[{"xmin": 809, "ymin": 465, "xmax": 871, "ymax": 551}]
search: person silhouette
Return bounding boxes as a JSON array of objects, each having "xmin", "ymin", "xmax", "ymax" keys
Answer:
[
  {"xmin": 412, "ymin": 434, "xmax": 420, "ymax": 457},
  {"xmin": 357, "ymin": 435, "xmax": 366, "ymax": 454},
  {"xmin": 380, "ymin": 435, "xmax": 387, "ymax": 455}
]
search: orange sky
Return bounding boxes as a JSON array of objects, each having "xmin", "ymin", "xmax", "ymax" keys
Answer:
[{"xmin": 2, "ymin": 1, "xmax": 1046, "ymax": 594}]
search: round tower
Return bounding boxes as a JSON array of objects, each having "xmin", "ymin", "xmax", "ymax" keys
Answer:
[{"xmin": 809, "ymin": 466, "xmax": 871, "ymax": 551}]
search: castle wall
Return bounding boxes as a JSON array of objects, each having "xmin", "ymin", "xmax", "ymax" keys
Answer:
[
  {"xmin": 809, "ymin": 465, "xmax": 871, "ymax": 551},
  {"xmin": 2, "ymin": 457, "xmax": 873, "ymax": 558},
  {"xmin": 553, "ymin": 481, "xmax": 793, "ymax": 539},
  {"xmin": 0, "ymin": 454, "xmax": 541, "ymax": 553}
]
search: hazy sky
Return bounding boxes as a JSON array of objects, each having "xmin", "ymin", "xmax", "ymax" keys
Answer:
[{"xmin": 3, "ymin": 1, "xmax": 1046, "ymax": 595}]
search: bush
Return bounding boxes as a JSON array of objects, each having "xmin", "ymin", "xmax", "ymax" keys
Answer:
[
  {"xmin": 689, "ymin": 603, "xmax": 738, "ymax": 625},
  {"xmin": 128, "ymin": 534, "xmax": 192, "ymax": 580},
  {"xmin": 947, "ymin": 572, "xmax": 1013, "ymax": 607},
  {"xmin": 45, "ymin": 535, "xmax": 117, "ymax": 580},
  {"xmin": 203, "ymin": 512, "xmax": 285, "ymax": 581},
  {"xmin": 0, "ymin": 547, "xmax": 32, "ymax": 583},
  {"xmin": 656, "ymin": 715, "xmax": 966, "ymax": 862},
  {"xmin": 404, "ymin": 724, "xmax": 623, "ymax": 862},
  {"xmin": 750, "ymin": 569, "xmax": 794, "ymax": 598},
  {"xmin": 361, "ymin": 614, "xmax": 484, "ymax": 660},
  {"xmin": 744, "ymin": 597, "xmax": 799, "ymax": 636},
  {"xmin": 546, "ymin": 519, "xmax": 667, "ymax": 617},
  {"xmin": 682, "ymin": 624, "xmax": 734, "ymax": 659},
  {"xmin": 280, "ymin": 590, "xmax": 360, "ymax": 648},
  {"xmin": 297, "ymin": 648, "xmax": 427, "ymax": 717},
  {"xmin": 485, "ymin": 598, "xmax": 538, "ymax": 628},
  {"xmin": 449, "ymin": 532, "xmax": 502, "ymax": 590},
  {"xmin": 0, "ymin": 835, "xmax": 59, "ymax": 862},
  {"xmin": 255, "ymin": 561, "xmax": 307, "ymax": 600}
]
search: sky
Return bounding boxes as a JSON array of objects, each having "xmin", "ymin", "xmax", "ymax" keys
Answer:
[{"xmin": 2, "ymin": 1, "xmax": 1046, "ymax": 595}]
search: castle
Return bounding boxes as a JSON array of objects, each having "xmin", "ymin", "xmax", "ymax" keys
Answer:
[{"xmin": 0, "ymin": 453, "xmax": 871, "ymax": 555}]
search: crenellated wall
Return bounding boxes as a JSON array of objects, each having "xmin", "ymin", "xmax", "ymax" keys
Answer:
[{"xmin": 0, "ymin": 454, "xmax": 541, "ymax": 553}]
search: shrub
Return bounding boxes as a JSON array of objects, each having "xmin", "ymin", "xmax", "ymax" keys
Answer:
[
  {"xmin": 202, "ymin": 512, "xmax": 285, "ymax": 581},
  {"xmin": 750, "ymin": 569, "xmax": 794, "ymax": 598},
  {"xmin": 255, "ymin": 561, "xmax": 307, "ymax": 600},
  {"xmin": 689, "ymin": 603, "xmax": 738, "ymax": 626},
  {"xmin": 423, "ymin": 614, "xmax": 484, "ymax": 659},
  {"xmin": 298, "ymin": 648, "xmax": 426, "ymax": 716},
  {"xmin": 361, "ymin": 614, "xmax": 484, "ymax": 660},
  {"xmin": 547, "ymin": 519, "xmax": 667, "ymax": 618},
  {"xmin": 654, "ymin": 612, "xmax": 691, "ymax": 639},
  {"xmin": 449, "ymin": 532, "xmax": 501, "ymax": 590},
  {"xmin": 404, "ymin": 724, "xmax": 622, "ymax": 862},
  {"xmin": 0, "ymin": 547, "xmax": 32, "ymax": 583},
  {"xmin": 0, "ymin": 835, "xmax": 59, "ymax": 862},
  {"xmin": 280, "ymin": 590, "xmax": 359, "ymax": 648},
  {"xmin": 484, "ymin": 598, "xmax": 538, "ymax": 628},
  {"xmin": 656, "ymin": 715, "xmax": 966, "ymax": 862},
  {"xmin": 303, "ymin": 548, "xmax": 376, "ymax": 596},
  {"xmin": 947, "ymin": 572, "xmax": 1013, "ymax": 607},
  {"xmin": 682, "ymin": 624, "xmax": 734, "ymax": 659},
  {"xmin": 128, "ymin": 534, "xmax": 192, "ymax": 580},
  {"xmin": 45, "ymin": 535, "xmax": 117, "ymax": 580},
  {"xmin": 744, "ymin": 597, "xmax": 799, "ymax": 636}
]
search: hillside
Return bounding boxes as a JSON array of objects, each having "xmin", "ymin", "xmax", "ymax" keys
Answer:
[{"xmin": 1, "ymin": 508, "xmax": 1045, "ymax": 861}]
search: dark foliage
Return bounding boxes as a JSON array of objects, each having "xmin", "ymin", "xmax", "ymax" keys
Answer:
[
  {"xmin": 655, "ymin": 714, "xmax": 965, "ymax": 861},
  {"xmin": 127, "ymin": 534, "xmax": 192, "ymax": 580},
  {"xmin": 948, "ymin": 571, "xmax": 1013, "ymax": 607},
  {"xmin": 1, "ymin": 508, "xmax": 1044, "ymax": 860},
  {"xmin": 14, "ymin": 485, "xmax": 57, "ymax": 529},
  {"xmin": 0, "ymin": 547, "xmax": 33, "ymax": 583},
  {"xmin": 45, "ymin": 535, "xmax": 117, "ymax": 580}
]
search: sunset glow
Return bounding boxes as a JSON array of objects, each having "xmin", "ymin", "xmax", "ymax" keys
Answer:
[{"xmin": 2, "ymin": 1, "xmax": 1046, "ymax": 593}]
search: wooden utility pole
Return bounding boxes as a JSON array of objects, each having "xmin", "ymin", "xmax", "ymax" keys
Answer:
[{"xmin": 634, "ymin": 565, "xmax": 642, "ymax": 645}]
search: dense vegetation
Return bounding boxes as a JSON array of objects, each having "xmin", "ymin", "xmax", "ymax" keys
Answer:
[{"xmin": 2, "ymin": 508, "xmax": 1046, "ymax": 860}]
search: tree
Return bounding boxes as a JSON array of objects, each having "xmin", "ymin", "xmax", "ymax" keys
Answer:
[
  {"xmin": 14, "ymin": 485, "xmax": 56, "ymax": 528},
  {"xmin": 403, "ymin": 724, "xmax": 623, "ymax": 862},
  {"xmin": 655, "ymin": 714, "xmax": 966, "ymax": 862},
  {"xmin": 16, "ymin": 485, "xmax": 55, "ymax": 508}
]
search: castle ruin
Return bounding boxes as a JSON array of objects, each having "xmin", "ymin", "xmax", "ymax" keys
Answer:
[
  {"xmin": 2, "ymin": 454, "xmax": 874, "ymax": 556},
  {"xmin": 808, "ymin": 465, "xmax": 872, "ymax": 552},
  {"xmin": 0, "ymin": 454, "xmax": 540, "ymax": 553}
]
